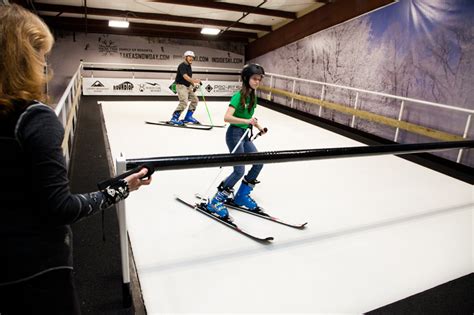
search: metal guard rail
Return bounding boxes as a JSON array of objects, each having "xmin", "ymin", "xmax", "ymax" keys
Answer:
[{"xmin": 260, "ymin": 72, "xmax": 473, "ymax": 164}]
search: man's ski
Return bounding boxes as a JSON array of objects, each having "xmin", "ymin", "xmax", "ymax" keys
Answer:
[
  {"xmin": 176, "ymin": 196, "xmax": 274, "ymax": 243},
  {"xmin": 195, "ymin": 193, "xmax": 307, "ymax": 229},
  {"xmin": 187, "ymin": 123, "xmax": 226, "ymax": 128},
  {"xmin": 145, "ymin": 121, "xmax": 212, "ymax": 130}
]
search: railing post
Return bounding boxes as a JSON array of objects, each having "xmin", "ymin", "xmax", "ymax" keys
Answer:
[
  {"xmin": 61, "ymin": 105, "xmax": 67, "ymax": 127},
  {"xmin": 319, "ymin": 85, "xmax": 325, "ymax": 117},
  {"xmin": 72, "ymin": 80, "xmax": 76, "ymax": 96},
  {"xmin": 268, "ymin": 75, "xmax": 273, "ymax": 101},
  {"xmin": 290, "ymin": 79, "xmax": 296, "ymax": 108},
  {"xmin": 457, "ymin": 114, "xmax": 472, "ymax": 163},
  {"xmin": 116, "ymin": 155, "xmax": 132, "ymax": 308},
  {"xmin": 64, "ymin": 147, "xmax": 70, "ymax": 169},
  {"xmin": 67, "ymin": 92, "xmax": 72, "ymax": 113},
  {"xmin": 76, "ymin": 73, "xmax": 81, "ymax": 94},
  {"xmin": 351, "ymin": 92, "xmax": 359, "ymax": 128},
  {"xmin": 394, "ymin": 100, "xmax": 405, "ymax": 142}
]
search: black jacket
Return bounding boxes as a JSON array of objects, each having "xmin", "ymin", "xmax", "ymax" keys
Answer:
[{"xmin": 0, "ymin": 102, "xmax": 115, "ymax": 285}]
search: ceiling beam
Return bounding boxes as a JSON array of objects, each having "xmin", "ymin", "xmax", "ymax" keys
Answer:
[
  {"xmin": 146, "ymin": 0, "xmax": 297, "ymax": 19},
  {"xmin": 34, "ymin": 3, "xmax": 272, "ymax": 32},
  {"xmin": 246, "ymin": 0, "xmax": 396, "ymax": 60},
  {"xmin": 41, "ymin": 16, "xmax": 255, "ymax": 42}
]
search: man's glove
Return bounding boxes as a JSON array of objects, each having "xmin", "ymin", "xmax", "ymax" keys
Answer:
[{"xmin": 192, "ymin": 82, "xmax": 202, "ymax": 92}]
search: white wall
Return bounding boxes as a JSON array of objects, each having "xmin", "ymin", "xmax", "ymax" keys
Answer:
[{"xmin": 48, "ymin": 32, "xmax": 245, "ymax": 103}]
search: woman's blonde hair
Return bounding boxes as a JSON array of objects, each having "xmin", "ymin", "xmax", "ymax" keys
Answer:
[{"xmin": 0, "ymin": 4, "xmax": 54, "ymax": 114}]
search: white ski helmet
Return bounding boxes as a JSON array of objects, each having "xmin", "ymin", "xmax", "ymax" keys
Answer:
[{"xmin": 183, "ymin": 50, "xmax": 195, "ymax": 58}]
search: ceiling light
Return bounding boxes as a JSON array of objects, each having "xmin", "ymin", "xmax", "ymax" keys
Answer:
[
  {"xmin": 201, "ymin": 27, "xmax": 220, "ymax": 35},
  {"xmin": 109, "ymin": 20, "xmax": 129, "ymax": 28}
]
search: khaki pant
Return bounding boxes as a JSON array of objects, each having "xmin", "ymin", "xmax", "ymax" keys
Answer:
[{"xmin": 174, "ymin": 84, "xmax": 198, "ymax": 112}]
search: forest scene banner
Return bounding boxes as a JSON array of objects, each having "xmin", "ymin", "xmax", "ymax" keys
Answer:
[{"xmin": 252, "ymin": 0, "xmax": 473, "ymax": 165}]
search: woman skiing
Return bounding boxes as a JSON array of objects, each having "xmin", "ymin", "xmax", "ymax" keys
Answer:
[{"xmin": 206, "ymin": 63, "xmax": 267, "ymax": 220}]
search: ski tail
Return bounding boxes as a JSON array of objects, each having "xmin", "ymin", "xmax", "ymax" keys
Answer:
[{"xmin": 145, "ymin": 121, "xmax": 212, "ymax": 130}]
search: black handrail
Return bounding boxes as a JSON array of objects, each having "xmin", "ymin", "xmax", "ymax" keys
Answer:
[{"xmin": 125, "ymin": 140, "xmax": 474, "ymax": 171}]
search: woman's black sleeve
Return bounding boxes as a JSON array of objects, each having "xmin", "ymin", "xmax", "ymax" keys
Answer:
[{"xmin": 16, "ymin": 105, "xmax": 129, "ymax": 226}]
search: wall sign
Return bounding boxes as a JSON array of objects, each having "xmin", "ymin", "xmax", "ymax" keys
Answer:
[{"xmin": 83, "ymin": 78, "xmax": 241, "ymax": 96}]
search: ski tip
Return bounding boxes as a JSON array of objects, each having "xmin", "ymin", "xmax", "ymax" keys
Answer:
[
  {"xmin": 299, "ymin": 222, "xmax": 308, "ymax": 229},
  {"xmin": 254, "ymin": 236, "xmax": 274, "ymax": 243}
]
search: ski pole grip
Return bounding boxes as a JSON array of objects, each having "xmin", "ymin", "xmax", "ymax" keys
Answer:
[
  {"xmin": 252, "ymin": 127, "xmax": 268, "ymax": 141},
  {"xmin": 259, "ymin": 127, "xmax": 268, "ymax": 136},
  {"xmin": 192, "ymin": 82, "xmax": 202, "ymax": 92},
  {"xmin": 97, "ymin": 163, "xmax": 155, "ymax": 190}
]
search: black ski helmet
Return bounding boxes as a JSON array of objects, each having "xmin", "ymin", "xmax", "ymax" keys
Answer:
[{"xmin": 241, "ymin": 63, "xmax": 265, "ymax": 87}]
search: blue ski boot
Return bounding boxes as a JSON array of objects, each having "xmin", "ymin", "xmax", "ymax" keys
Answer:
[
  {"xmin": 183, "ymin": 110, "xmax": 200, "ymax": 124},
  {"xmin": 233, "ymin": 179, "xmax": 260, "ymax": 211},
  {"xmin": 206, "ymin": 185, "xmax": 232, "ymax": 220},
  {"xmin": 170, "ymin": 111, "xmax": 184, "ymax": 125}
]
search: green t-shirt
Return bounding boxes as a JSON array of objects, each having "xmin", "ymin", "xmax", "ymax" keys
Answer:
[{"xmin": 229, "ymin": 91, "xmax": 257, "ymax": 129}]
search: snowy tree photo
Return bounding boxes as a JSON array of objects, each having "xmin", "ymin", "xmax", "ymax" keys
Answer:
[{"xmin": 253, "ymin": 0, "xmax": 474, "ymax": 166}]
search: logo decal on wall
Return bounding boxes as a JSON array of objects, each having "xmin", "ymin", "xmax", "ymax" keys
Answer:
[
  {"xmin": 98, "ymin": 38, "xmax": 118, "ymax": 56},
  {"xmin": 91, "ymin": 80, "xmax": 105, "ymax": 87},
  {"xmin": 113, "ymin": 81, "xmax": 134, "ymax": 90},
  {"xmin": 212, "ymin": 84, "xmax": 240, "ymax": 93},
  {"xmin": 83, "ymin": 78, "xmax": 240, "ymax": 96}
]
